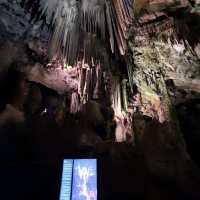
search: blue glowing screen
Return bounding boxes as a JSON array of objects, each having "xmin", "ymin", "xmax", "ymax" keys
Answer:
[{"xmin": 59, "ymin": 159, "xmax": 97, "ymax": 200}]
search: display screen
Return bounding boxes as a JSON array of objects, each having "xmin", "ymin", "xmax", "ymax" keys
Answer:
[{"xmin": 59, "ymin": 159, "xmax": 97, "ymax": 200}]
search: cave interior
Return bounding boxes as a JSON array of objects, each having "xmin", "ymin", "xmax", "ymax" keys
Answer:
[{"xmin": 0, "ymin": 0, "xmax": 200, "ymax": 199}]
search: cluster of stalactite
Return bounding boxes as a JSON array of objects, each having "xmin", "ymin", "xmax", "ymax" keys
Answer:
[
  {"xmin": 22, "ymin": 0, "xmax": 193, "ymax": 144},
  {"xmin": 77, "ymin": 61, "xmax": 102, "ymax": 104},
  {"xmin": 51, "ymin": 60, "xmax": 104, "ymax": 114},
  {"xmin": 110, "ymin": 76, "xmax": 134, "ymax": 142},
  {"xmin": 22, "ymin": 0, "xmax": 133, "ymax": 64},
  {"xmin": 111, "ymin": 76, "xmax": 129, "ymax": 116},
  {"xmin": 20, "ymin": 0, "xmax": 136, "ymax": 143},
  {"xmin": 21, "ymin": 0, "xmax": 195, "ymax": 143},
  {"xmin": 44, "ymin": 58, "xmax": 135, "ymax": 142}
]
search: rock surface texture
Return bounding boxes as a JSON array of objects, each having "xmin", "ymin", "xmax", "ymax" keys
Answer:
[{"xmin": 0, "ymin": 0, "xmax": 200, "ymax": 200}]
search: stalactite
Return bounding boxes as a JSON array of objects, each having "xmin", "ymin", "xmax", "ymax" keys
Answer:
[
  {"xmin": 110, "ymin": 76, "xmax": 134, "ymax": 143},
  {"xmin": 122, "ymin": 79, "xmax": 128, "ymax": 111},
  {"xmin": 20, "ymin": 0, "xmax": 135, "ymax": 141},
  {"xmin": 65, "ymin": 60, "xmax": 104, "ymax": 113},
  {"xmin": 78, "ymin": 67, "xmax": 87, "ymax": 97},
  {"xmin": 105, "ymin": 1, "xmax": 115, "ymax": 53},
  {"xmin": 93, "ymin": 63, "xmax": 101, "ymax": 99},
  {"xmin": 115, "ymin": 116, "xmax": 126, "ymax": 142},
  {"xmin": 70, "ymin": 92, "xmax": 80, "ymax": 114},
  {"xmin": 81, "ymin": 0, "xmax": 106, "ymax": 38},
  {"xmin": 82, "ymin": 67, "xmax": 91, "ymax": 104},
  {"xmin": 111, "ymin": 76, "xmax": 122, "ymax": 117},
  {"xmin": 107, "ymin": 0, "xmax": 133, "ymax": 55}
]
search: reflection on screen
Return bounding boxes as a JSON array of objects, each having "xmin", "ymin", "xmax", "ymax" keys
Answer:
[{"xmin": 59, "ymin": 159, "xmax": 97, "ymax": 200}]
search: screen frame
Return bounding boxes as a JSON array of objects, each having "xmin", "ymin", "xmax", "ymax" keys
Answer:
[{"xmin": 59, "ymin": 158, "xmax": 100, "ymax": 200}]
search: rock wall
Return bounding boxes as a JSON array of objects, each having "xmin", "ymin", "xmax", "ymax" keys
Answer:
[{"xmin": 0, "ymin": 0, "xmax": 200, "ymax": 199}]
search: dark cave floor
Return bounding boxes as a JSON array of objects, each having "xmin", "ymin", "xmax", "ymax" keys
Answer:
[
  {"xmin": 0, "ymin": 114, "xmax": 200, "ymax": 200},
  {"xmin": 0, "ymin": 69, "xmax": 200, "ymax": 200}
]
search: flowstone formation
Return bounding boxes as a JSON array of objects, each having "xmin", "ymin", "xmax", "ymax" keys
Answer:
[{"xmin": 0, "ymin": 0, "xmax": 200, "ymax": 199}]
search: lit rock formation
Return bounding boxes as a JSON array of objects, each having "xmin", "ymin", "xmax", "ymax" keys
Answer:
[{"xmin": 0, "ymin": 1, "xmax": 200, "ymax": 199}]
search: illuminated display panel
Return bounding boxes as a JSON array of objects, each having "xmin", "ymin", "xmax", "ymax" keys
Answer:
[{"xmin": 59, "ymin": 159, "xmax": 97, "ymax": 200}]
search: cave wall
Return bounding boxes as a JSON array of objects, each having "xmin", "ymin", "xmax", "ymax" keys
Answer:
[{"xmin": 0, "ymin": 0, "xmax": 200, "ymax": 199}]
